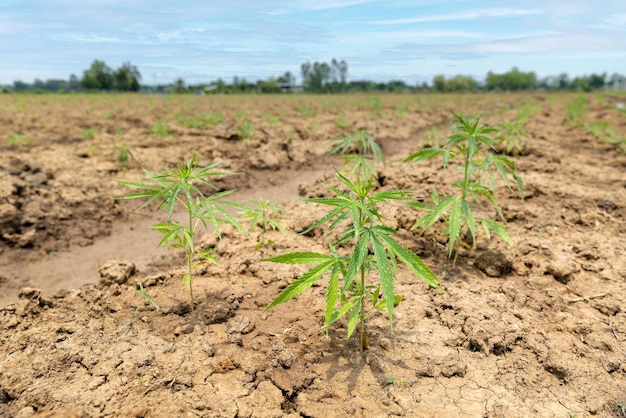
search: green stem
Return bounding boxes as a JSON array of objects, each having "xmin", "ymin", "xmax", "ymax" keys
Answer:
[
  {"xmin": 187, "ymin": 204, "xmax": 195, "ymax": 314},
  {"xmin": 359, "ymin": 267, "xmax": 366, "ymax": 353}
]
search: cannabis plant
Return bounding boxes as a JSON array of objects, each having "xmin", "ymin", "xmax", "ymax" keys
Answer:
[
  {"xmin": 117, "ymin": 154, "xmax": 244, "ymax": 313},
  {"xmin": 327, "ymin": 129, "xmax": 385, "ymax": 180},
  {"xmin": 240, "ymin": 199, "xmax": 286, "ymax": 249},
  {"xmin": 404, "ymin": 112, "xmax": 523, "ymax": 258},
  {"xmin": 263, "ymin": 171, "xmax": 440, "ymax": 352},
  {"xmin": 495, "ymin": 118, "xmax": 528, "ymax": 156}
]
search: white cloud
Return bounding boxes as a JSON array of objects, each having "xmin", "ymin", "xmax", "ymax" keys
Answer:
[{"xmin": 371, "ymin": 8, "xmax": 544, "ymax": 25}]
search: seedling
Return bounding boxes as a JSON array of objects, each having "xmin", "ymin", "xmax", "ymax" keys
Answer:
[
  {"xmin": 404, "ymin": 112, "xmax": 523, "ymax": 259},
  {"xmin": 114, "ymin": 143, "xmax": 133, "ymax": 170},
  {"xmin": 81, "ymin": 128, "xmax": 99, "ymax": 140},
  {"xmin": 7, "ymin": 132, "xmax": 34, "ymax": 148},
  {"xmin": 563, "ymin": 96, "xmax": 587, "ymax": 128},
  {"xmin": 240, "ymin": 199, "xmax": 286, "ymax": 249},
  {"xmin": 150, "ymin": 119, "xmax": 171, "ymax": 137},
  {"xmin": 297, "ymin": 105, "xmax": 317, "ymax": 119},
  {"xmin": 327, "ymin": 129, "xmax": 385, "ymax": 180},
  {"xmin": 263, "ymin": 171, "xmax": 440, "ymax": 352},
  {"xmin": 495, "ymin": 118, "xmax": 528, "ymax": 156},
  {"xmin": 236, "ymin": 120, "xmax": 254, "ymax": 139},
  {"xmin": 136, "ymin": 283, "xmax": 159, "ymax": 311},
  {"xmin": 116, "ymin": 154, "xmax": 244, "ymax": 313}
]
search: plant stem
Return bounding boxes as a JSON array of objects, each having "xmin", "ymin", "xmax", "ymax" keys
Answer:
[
  {"xmin": 359, "ymin": 266, "xmax": 366, "ymax": 353},
  {"xmin": 187, "ymin": 203, "xmax": 195, "ymax": 313}
]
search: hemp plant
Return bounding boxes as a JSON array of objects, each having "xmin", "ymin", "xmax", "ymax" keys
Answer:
[
  {"xmin": 116, "ymin": 154, "xmax": 243, "ymax": 313},
  {"xmin": 327, "ymin": 129, "xmax": 385, "ymax": 180},
  {"xmin": 404, "ymin": 112, "xmax": 523, "ymax": 258},
  {"xmin": 263, "ymin": 171, "xmax": 440, "ymax": 352},
  {"xmin": 240, "ymin": 199, "xmax": 286, "ymax": 249}
]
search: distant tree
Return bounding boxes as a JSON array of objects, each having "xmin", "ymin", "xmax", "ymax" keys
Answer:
[
  {"xmin": 115, "ymin": 62, "xmax": 141, "ymax": 91},
  {"xmin": 257, "ymin": 77, "xmax": 281, "ymax": 93},
  {"xmin": 301, "ymin": 60, "xmax": 342, "ymax": 92},
  {"xmin": 485, "ymin": 68, "xmax": 536, "ymax": 91},
  {"xmin": 586, "ymin": 73, "xmax": 606, "ymax": 89},
  {"xmin": 446, "ymin": 75, "xmax": 478, "ymax": 92},
  {"xmin": 13, "ymin": 80, "xmax": 29, "ymax": 92},
  {"xmin": 68, "ymin": 74, "xmax": 81, "ymax": 91},
  {"xmin": 81, "ymin": 60, "xmax": 114, "ymax": 90},
  {"xmin": 432, "ymin": 75, "xmax": 446, "ymax": 92},
  {"xmin": 174, "ymin": 77, "xmax": 186, "ymax": 93},
  {"xmin": 277, "ymin": 71, "xmax": 296, "ymax": 86},
  {"xmin": 571, "ymin": 77, "xmax": 591, "ymax": 91}
]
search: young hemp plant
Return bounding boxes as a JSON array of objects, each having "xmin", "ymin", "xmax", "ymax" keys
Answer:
[
  {"xmin": 116, "ymin": 154, "xmax": 244, "ymax": 313},
  {"xmin": 240, "ymin": 199, "xmax": 286, "ymax": 249},
  {"xmin": 263, "ymin": 171, "xmax": 440, "ymax": 352},
  {"xmin": 404, "ymin": 112, "xmax": 523, "ymax": 259},
  {"xmin": 327, "ymin": 129, "xmax": 385, "ymax": 180}
]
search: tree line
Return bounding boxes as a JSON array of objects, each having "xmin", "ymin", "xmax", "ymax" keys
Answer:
[{"xmin": 3, "ymin": 59, "xmax": 625, "ymax": 94}]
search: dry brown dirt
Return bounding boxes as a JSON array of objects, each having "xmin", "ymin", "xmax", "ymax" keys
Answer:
[{"xmin": 0, "ymin": 92, "xmax": 625, "ymax": 417}]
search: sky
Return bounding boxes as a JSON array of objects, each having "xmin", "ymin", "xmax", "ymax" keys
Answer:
[{"xmin": 1, "ymin": 0, "xmax": 625, "ymax": 86}]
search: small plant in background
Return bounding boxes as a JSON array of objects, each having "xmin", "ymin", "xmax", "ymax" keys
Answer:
[
  {"xmin": 563, "ymin": 96, "xmax": 587, "ymax": 127},
  {"xmin": 421, "ymin": 126, "xmax": 447, "ymax": 148},
  {"xmin": 150, "ymin": 119, "xmax": 172, "ymax": 137},
  {"xmin": 586, "ymin": 120, "xmax": 626, "ymax": 154},
  {"xmin": 263, "ymin": 171, "xmax": 440, "ymax": 352},
  {"xmin": 333, "ymin": 114, "xmax": 351, "ymax": 129},
  {"xmin": 81, "ymin": 128, "xmax": 99, "ymax": 140},
  {"xmin": 297, "ymin": 105, "xmax": 317, "ymax": 119},
  {"xmin": 404, "ymin": 112, "xmax": 523, "ymax": 259},
  {"xmin": 495, "ymin": 118, "xmax": 528, "ymax": 156},
  {"xmin": 240, "ymin": 199, "xmax": 286, "ymax": 249},
  {"xmin": 236, "ymin": 120, "xmax": 255, "ymax": 139},
  {"xmin": 178, "ymin": 111, "xmax": 224, "ymax": 129},
  {"xmin": 327, "ymin": 129, "xmax": 385, "ymax": 180},
  {"xmin": 86, "ymin": 144, "xmax": 98, "ymax": 158},
  {"xmin": 136, "ymin": 283, "xmax": 159, "ymax": 311},
  {"xmin": 113, "ymin": 143, "xmax": 133, "ymax": 170},
  {"xmin": 116, "ymin": 154, "xmax": 244, "ymax": 313},
  {"xmin": 7, "ymin": 132, "xmax": 34, "ymax": 148},
  {"xmin": 394, "ymin": 102, "xmax": 409, "ymax": 116}
]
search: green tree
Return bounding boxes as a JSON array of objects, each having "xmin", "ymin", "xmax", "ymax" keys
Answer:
[
  {"xmin": 433, "ymin": 75, "xmax": 446, "ymax": 92},
  {"xmin": 115, "ymin": 62, "xmax": 141, "ymax": 91},
  {"xmin": 81, "ymin": 60, "xmax": 115, "ymax": 90}
]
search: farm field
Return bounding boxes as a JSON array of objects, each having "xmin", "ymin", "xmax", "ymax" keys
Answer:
[{"xmin": 0, "ymin": 92, "xmax": 625, "ymax": 417}]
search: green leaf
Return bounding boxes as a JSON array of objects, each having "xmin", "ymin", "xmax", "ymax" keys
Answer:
[
  {"xmin": 414, "ymin": 194, "xmax": 456, "ymax": 232},
  {"xmin": 482, "ymin": 219, "xmax": 512, "ymax": 245},
  {"xmin": 262, "ymin": 252, "xmax": 335, "ymax": 265},
  {"xmin": 378, "ymin": 233, "xmax": 441, "ymax": 290},
  {"xmin": 446, "ymin": 197, "xmax": 464, "ymax": 256},
  {"xmin": 370, "ymin": 231, "xmax": 395, "ymax": 331},
  {"xmin": 404, "ymin": 148, "xmax": 445, "ymax": 164},
  {"xmin": 264, "ymin": 259, "xmax": 336, "ymax": 311},
  {"xmin": 346, "ymin": 301, "xmax": 361, "ymax": 338},
  {"xmin": 325, "ymin": 265, "xmax": 341, "ymax": 331}
]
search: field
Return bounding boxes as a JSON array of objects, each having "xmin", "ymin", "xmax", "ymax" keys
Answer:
[{"xmin": 0, "ymin": 92, "xmax": 625, "ymax": 417}]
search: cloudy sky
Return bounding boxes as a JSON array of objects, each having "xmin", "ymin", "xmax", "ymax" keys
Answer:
[{"xmin": 1, "ymin": 0, "xmax": 625, "ymax": 85}]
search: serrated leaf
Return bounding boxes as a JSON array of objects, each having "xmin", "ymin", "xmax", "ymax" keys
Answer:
[
  {"xmin": 378, "ymin": 233, "xmax": 441, "ymax": 290},
  {"xmin": 262, "ymin": 252, "xmax": 335, "ymax": 265},
  {"xmin": 446, "ymin": 197, "xmax": 463, "ymax": 256},
  {"xmin": 264, "ymin": 259, "xmax": 336, "ymax": 311},
  {"xmin": 482, "ymin": 219, "xmax": 512, "ymax": 245},
  {"xmin": 371, "ymin": 232, "xmax": 395, "ymax": 331}
]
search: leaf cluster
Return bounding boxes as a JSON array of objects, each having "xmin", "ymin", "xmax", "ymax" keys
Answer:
[
  {"xmin": 327, "ymin": 129, "xmax": 385, "ymax": 179},
  {"xmin": 116, "ymin": 154, "xmax": 244, "ymax": 311},
  {"xmin": 240, "ymin": 199, "xmax": 286, "ymax": 248},
  {"xmin": 405, "ymin": 112, "xmax": 523, "ymax": 257},
  {"xmin": 263, "ymin": 171, "xmax": 440, "ymax": 349}
]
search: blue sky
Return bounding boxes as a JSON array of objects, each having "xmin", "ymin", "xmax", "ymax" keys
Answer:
[{"xmin": 1, "ymin": 0, "xmax": 625, "ymax": 85}]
